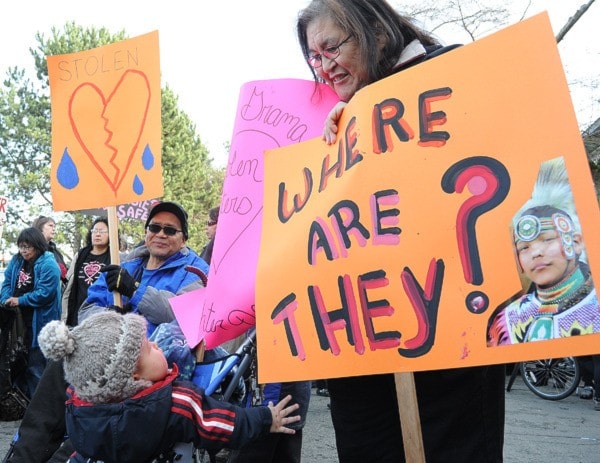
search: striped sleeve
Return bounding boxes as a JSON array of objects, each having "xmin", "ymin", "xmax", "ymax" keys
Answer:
[{"xmin": 170, "ymin": 383, "xmax": 272, "ymax": 449}]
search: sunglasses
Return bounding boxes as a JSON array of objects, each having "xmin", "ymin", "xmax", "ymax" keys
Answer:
[
  {"xmin": 146, "ymin": 223, "xmax": 182, "ymax": 236},
  {"xmin": 207, "ymin": 220, "xmax": 217, "ymax": 226}
]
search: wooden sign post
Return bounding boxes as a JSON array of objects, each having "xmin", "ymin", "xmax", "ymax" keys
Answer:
[
  {"xmin": 106, "ymin": 205, "xmax": 122, "ymax": 307},
  {"xmin": 395, "ymin": 373, "xmax": 425, "ymax": 461}
]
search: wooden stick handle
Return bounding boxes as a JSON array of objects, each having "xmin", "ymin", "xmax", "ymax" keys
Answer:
[
  {"xmin": 394, "ymin": 372, "xmax": 426, "ymax": 462},
  {"xmin": 195, "ymin": 340, "xmax": 206, "ymax": 363},
  {"xmin": 107, "ymin": 206, "xmax": 122, "ymax": 307}
]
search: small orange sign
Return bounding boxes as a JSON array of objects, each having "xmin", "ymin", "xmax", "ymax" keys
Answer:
[{"xmin": 48, "ymin": 31, "xmax": 162, "ymax": 211}]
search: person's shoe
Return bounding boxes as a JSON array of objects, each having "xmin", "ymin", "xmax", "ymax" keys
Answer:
[
  {"xmin": 215, "ymin": 449, "xmax": 231, "ymax": 462},
  {"xmin": 317, "ymin": 388, "xmax": 330, "ymax": 397},
  {"xmin": 594, "ymin": 396, "xmax": 600, "ymax": 411},
  {"xmin": 577, "ymin": 385, "xmax": 593, "ymax": 399}
]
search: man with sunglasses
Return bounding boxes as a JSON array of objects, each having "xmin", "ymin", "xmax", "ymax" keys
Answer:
[
  {"xmin": 7, "ymin": 201, "xmax": 209, "ymax": 463},
  {"xmin": 79, "ymin": 201, "xmax": 209, "ymax": 335}
]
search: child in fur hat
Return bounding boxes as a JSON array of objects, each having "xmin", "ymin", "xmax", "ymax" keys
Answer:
[{"xmin": 38, "ymin": 311, "xmax": 299, "ymax": 463}]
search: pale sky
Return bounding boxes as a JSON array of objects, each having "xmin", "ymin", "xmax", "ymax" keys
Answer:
[{"xmin": 1, "ymin": 1, "xmax": 598, "ymax": 168}]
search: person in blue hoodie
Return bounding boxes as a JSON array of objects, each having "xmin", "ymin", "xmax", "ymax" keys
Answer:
[{"xmin": 1, "ymin": 227, "xmax": 61, "ymax": 399}]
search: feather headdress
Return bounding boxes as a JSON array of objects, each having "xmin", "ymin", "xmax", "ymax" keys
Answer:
[{"xmin": 512, "ymin": 156, "xmax": 585, "ymax": 262}]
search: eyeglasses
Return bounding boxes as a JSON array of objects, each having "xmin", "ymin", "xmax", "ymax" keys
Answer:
[
  {"xmin": 18, "ymin": 244, "xmax": 33, "ymax": 251},
  {"xmin": 91, "ymin": 229, "xmax": 108, "ymax": 234},
  {"xmin": 307, "ymin": 35, "xmax": 352, "ymax": 68},
  {"xmin": 207, "ymin": 220, "xmax": 217, "ymax": 227},
  {"xmin": 146, "ymin": 223, "xmax": 182, "ymax": 236}
]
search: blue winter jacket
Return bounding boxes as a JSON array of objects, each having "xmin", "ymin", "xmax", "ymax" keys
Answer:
[
  {"xmin": 0, "ymin": 251, "xmax": 61, "ymax": 347},
  {"xmin": 80, "ymin": 245, "xmax": 208, "ymax": 334}
]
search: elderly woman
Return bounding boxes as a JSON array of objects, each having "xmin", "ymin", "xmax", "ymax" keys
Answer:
[
  {"xmin": 1, "ymin": 227, "xmax": 61, "ymax": 398},
  {"xmin": 296, "ymin": 1, "xmax": 504, "ymax": 462}
]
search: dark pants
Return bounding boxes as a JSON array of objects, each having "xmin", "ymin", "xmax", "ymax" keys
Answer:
[
  {"xmin": 9, "ymin": 360, "xmax": 73, "ymax": 463},
  {"xmin": 227, "ymin": 382, "xmax": 309, "ymax": 463},
  {"xmin": 227, "ymin": 429, "xmax": 303, "ymax": 463},
  {"xmin": 328, "ymin": 365, "xmax": 505, "ymax": 463},
  {"xmin": 315, "ymin": 379, "xmax": 328, "ymax": 390},
  {"xmin": 580, "ymin": 355, "xmax": 600, "ymax": 397},
  {"xmin": 14, "ymin": 347, "xmax": 46, "ymax": 400}
]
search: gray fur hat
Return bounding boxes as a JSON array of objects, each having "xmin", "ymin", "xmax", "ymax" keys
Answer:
[{"xmin": 38, "ymin": 311, "xmax": 152, "ymax": 404}]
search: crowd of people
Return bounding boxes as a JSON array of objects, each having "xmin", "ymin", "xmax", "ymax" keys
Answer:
[
  {"xmin": 0, "ymin": 200, "xmax": 313, "ymax": 462},
  {"xmin": 3, "ymin": 200, "xmax": 306, "ymax": 463},
  {"xmin": 0, "ymin": 0, "xmax": 598, "ymax": 462}
]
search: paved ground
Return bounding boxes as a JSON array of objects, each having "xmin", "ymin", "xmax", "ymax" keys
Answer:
[
  {"xmin": 301, "ymin": 373, "xmax": 600, "ymax": 462},
  {"xmin": 1, "ymin": 374, "xmax": 599, "ymax": 462}
]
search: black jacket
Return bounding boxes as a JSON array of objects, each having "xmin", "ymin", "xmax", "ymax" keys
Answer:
[{"xmin": 67, "ymin": 367, "xmax": 272, "ymax": 463}]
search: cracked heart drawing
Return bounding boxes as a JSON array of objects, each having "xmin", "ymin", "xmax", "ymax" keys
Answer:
[{"xmin": 66, "ymin": 69, "xmax": 151, "ymax": 193}]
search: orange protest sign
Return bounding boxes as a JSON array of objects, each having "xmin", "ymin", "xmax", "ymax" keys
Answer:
[
  {"xmin": 48, "ymin": 31, "xmax": 162, "ymax": 211},
  {"xmin": 256, "ymin": 13, "xmax": 600, "ymax": 384}
]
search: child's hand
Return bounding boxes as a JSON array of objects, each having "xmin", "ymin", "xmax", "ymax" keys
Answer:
[
  {"xmin": 322, "ymin": 101, "xmax": 347, "ymax": 145},
  {"xmin": 268, "ymin": 394, "xmax": 300, "ymax": 434}
]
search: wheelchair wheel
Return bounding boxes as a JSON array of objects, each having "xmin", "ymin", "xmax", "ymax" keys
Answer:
[{"xmin": 520, "ymin": 357, "xmax": 580, "ymax": 400}]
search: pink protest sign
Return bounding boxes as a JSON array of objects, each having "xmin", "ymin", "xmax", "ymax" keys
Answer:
[
  {"xmin": 172, "ymin": 287, "xmax": 207, "ymax": 346},
  {"xmin": 171, "ymin": 78, "xmax": 338, "ymax": 348}
]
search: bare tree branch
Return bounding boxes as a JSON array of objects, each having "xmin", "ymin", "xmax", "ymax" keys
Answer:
[{"xmin": 556, "ymin": 0, "xmax": 597, "ymax": 43}]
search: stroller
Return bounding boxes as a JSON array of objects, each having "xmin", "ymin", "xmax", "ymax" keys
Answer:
[
  {"xmin": 1, "ymin": 326, "xmax": 258, "ymax": 463},
  {"xmin": 163, "ymin": 327, "xmax": 259, "ymax": 463},
  {"xmin": 0, "ymin": 305, "xmax": 30, "ymax": 423}
]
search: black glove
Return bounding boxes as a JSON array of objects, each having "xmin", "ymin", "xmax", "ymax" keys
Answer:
[{"xmin": 101, "ymin": 265, "xmax": 138, "ymax": 298}]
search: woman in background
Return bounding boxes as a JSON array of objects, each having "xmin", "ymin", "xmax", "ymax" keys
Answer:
[
  {"xmin": 62, "ymin": 217, "xmax": 112, "ymax": 327},
  {"xmin": 200, "ymin": 206, "xmax": 219, "ymax": 264},
  {"xmin": 32, "ymin": 216, "xmax": 67, "ymax": 285},
  {"xmin": 0, "ymin": 227, "xmax": 61, "ymax": 398}
]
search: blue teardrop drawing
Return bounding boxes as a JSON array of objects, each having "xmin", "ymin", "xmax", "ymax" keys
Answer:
[
  {"xmin": 142, "ymin": 144, "xmax": 154, "ymax": 170},
  {"xmin": 57, "ymin": 148, "xmax": 79, "ymax": 189},
  {"xmin": 133, "ymin": 175, "xmax": 144, "ymax": 195}
]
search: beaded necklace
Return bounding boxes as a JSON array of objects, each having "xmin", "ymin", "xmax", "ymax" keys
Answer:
[{"xmin": 536, "ymin": 266, "xmax": 591, "ymax": 315}]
